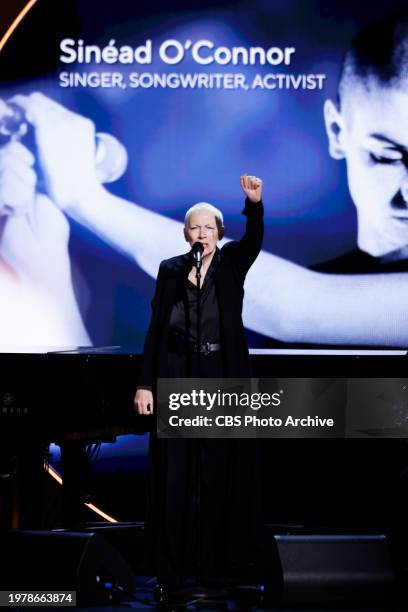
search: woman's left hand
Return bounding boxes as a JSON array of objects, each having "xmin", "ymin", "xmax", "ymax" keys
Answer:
[{"xmin": 240, "ymin": 175, "xmax": 263, "ymax": 203}]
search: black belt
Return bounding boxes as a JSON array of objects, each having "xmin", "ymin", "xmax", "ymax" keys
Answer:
[
  {"xmin": 169, "ymin": 335, "xmax": 221, "ymax": 355},
  {"xmin": 192, "ymin": 341, "xmax": 221, "ymax": 355}
]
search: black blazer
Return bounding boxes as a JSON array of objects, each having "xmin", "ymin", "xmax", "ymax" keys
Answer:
[{"xmin": 138, "ymin": 198, "xmax": 264, "ymax": 388}]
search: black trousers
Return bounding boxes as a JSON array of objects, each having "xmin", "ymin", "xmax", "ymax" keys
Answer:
[{"xmin": 145, "ymin": 352, "xmax": 270, "ymax": 586}]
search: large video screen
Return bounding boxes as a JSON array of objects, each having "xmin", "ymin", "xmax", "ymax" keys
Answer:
[{"xmin": 0, "ymin": 0, "xmax": 407, "ymax": 352}]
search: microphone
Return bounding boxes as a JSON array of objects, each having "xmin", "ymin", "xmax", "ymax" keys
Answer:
[
  {"xmin": 192, "ymin": 242, "xmax": 204, "ymax": 269},
  {"xmin": 0, "ymin": 100, "xmax": 128, "ymax": 184}
]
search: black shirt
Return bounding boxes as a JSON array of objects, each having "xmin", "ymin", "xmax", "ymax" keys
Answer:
[{"xmin": 169, "ymin": 253, "xmax": 220, "ymax": 344}]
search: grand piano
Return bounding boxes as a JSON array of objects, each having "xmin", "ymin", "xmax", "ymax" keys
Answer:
[{"xmin": 0, "ymin": 346, "xmax": 149, "ymax": 529}]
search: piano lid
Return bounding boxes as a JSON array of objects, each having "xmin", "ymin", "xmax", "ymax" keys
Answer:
[{"xmin": 48, "ymin": 345, "xmax": 124, "ymax": 355}]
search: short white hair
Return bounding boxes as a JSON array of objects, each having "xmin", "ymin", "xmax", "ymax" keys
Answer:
[{"xmin": 184, "ymin": 202, "xmax": 224, "ymax": 229}]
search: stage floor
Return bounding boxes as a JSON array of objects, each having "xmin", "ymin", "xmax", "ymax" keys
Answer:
[{"xmin": 66, "ymin": 574, "xmax": 406, "ymax": 611}]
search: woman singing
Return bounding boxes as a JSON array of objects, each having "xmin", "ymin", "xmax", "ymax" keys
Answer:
[{"xmin": 134, "ymin": 175, "xmax": 269, "ymax": 598}]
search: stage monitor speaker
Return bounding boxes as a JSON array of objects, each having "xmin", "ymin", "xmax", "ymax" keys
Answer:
[
  {"xmin": 274, "ymin": 534, "xmax": 396, "ymax": 605},
  {"xmin": 0, "ymin": 530, "xmax": 135, "ymax": 605}
]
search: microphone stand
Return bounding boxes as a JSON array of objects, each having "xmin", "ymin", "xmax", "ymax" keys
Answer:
[
  {"xmin": 186, "ymin": 250, "xmax": 221, "ymax": 599},
  {"xmin": 178, "ymin": 243, "xmax": 206, "ymax": 600},
  {"xmin": 195, "ymin": 254, "xmax": 202, "ymax": 588}
]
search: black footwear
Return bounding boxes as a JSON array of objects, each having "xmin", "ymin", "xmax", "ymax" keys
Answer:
[
  {"xmin": 229, "ymin": 582, "xmax": 264, "ymax": 607},
  {"xmin": 183, "ymin": 583, "xmax": 229, "ymax": 600},
  {"xmin": 154, "ymin": 582, "xmax": 186, "ymax": 604},
  {"xmin": 154, "ymin": 583, "xmax": 167, "ymax": 603},
  {"xmin": 154, "ymin": 583, "xmax": 181, "ymax": 602}
]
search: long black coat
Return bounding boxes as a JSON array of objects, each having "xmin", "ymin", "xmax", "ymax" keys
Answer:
[
  {"xmin": 138, "ymin": 198, "xmax": 264, "ymax": 387},
  {"xmin": 138, "ymin": 199, "xmax": 269, "ymax": 583}
]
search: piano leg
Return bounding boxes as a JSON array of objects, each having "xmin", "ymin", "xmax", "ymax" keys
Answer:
[
  {"xmin": 60, "ymin": 442, "xmax": 92, "ymax": 528},
  {"xmin": 0, "ymin": 440, "xmax": 47, "ymax": 530},
  {"xmin": 0, "ymin": 448, "xmax": 16, "ymax": 530}
]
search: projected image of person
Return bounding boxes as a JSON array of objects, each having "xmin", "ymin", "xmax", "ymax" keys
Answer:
[
  {"xmin": 134, "ymin": 177, "xmax": 273, "ymax": 593},
  {"xmin": 246, "ymin": 11, "xmax": 408, "ymax": 345},
  {"xmin": 320, "ymin": 13, "xmax": 408, "ymax": 272},
  {"xmin": 0, "ymin": 104, "xmax": 90, "ymax": 348},
  {"xmin": 3, "ymin": 13, "xmax": 408, "ymax": 349}
]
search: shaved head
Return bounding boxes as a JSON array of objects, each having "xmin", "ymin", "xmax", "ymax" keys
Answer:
[
  {"xmin": 324, "ymin": 13, "xmax": 408, "ymax": 258},
  {"xmin": 339, "ymin": 13, "xmax": 408, "ymax": 114}
]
